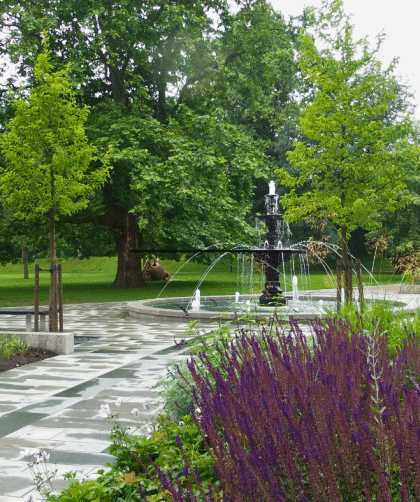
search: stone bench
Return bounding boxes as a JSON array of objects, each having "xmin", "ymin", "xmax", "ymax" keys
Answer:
[
  {"xmin": 0, "ymin": 307, "xmax": 49, "ymax": 332},
  {"xmin": 10, "ymin": 331, "xmax": 74, "ymax": 355}
]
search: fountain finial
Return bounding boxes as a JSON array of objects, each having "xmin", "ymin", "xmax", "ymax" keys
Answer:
[{"xmin": 269, "ymin": 180, "xmax": 276, "ymax": 195}]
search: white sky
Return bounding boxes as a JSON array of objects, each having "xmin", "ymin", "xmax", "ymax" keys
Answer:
[{"xmin": 269, "ymin": 0, "xmax": 420, "ymax": 119}]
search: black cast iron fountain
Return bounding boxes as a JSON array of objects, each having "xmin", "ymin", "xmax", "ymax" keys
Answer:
[{"xmin": 255, "ymin": 180, "xmax": 303, "ymax": 305}]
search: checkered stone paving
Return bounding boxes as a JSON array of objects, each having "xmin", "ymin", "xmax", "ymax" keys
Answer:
[{"xmin": 0, "ymin": 302, "xmax": 211, "ymax": 501}]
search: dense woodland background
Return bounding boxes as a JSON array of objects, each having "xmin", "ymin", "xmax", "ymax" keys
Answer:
[{"xmin": 0, "ymin": 0, "xmax": 419, "ymax": 288}]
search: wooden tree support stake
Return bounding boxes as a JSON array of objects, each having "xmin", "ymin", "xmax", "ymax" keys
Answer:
[
  {"xmin": 34, "ymin": 263, "xmax": 64, "ymax": 332},
  {"xmin": 337, "ymin": 259, "xmax": 342, "ymax": 311},
  {"xmin": 34, "ymin": 264, "xmax": 40, "ymax": 332},
  {"xmin": 356, "ymin": 259, "xmax": 364, "ymax": 311},
  {"xmin": 58, "ymin": 264, "xmax": 63, "ymax": 332}
]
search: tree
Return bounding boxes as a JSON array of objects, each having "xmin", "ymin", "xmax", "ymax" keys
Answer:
[
  {"xmin": 0, "ymin": 0, "xmax": 295, "ymax": 287},
  {"xmin": 276, "ymin": 0, "xmax": 420, "ymax": 302},
  {"xmin": 0, "ymin": 37, "xmax": 110, "ymax": 330}
]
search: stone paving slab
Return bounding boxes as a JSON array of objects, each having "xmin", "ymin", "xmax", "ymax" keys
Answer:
[{"xmin": 0, "ymin": 302, "xmax": 203, "ymax": 501}]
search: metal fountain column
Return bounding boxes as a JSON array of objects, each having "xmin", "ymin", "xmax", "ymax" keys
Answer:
[{"xmin": 257, "ymin": 181, "xmax": 288, "ymax": 305}]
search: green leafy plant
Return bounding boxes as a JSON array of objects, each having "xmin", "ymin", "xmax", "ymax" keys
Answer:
[
  {"xmin": 47, "ymin": 413, "xmax": 217, "ymax": 502},
  {"xmin": 156, "ymin": 321, "xmax": 235, "ymax": 420},
  {"xmin": 0, "ymin": 334, "xmax": 30, "ymax": 360},
  {"xmin": 323, "ymin": 299, "xmax": 420, "ymax": 355}
]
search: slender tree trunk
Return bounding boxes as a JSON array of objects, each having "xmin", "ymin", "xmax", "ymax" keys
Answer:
[
  {"xmin": 49, "ymin": 214, "xmax": 58, "ymax": 331},
  {"xmin": 22, "ymin": 248, "xmax": 29, "ymax": 279},
  {"xmin": 340, "ymin": 227, "xmax": 353, "ymax": 304}
]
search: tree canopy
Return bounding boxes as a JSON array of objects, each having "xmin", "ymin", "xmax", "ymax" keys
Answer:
[{"xmin": 0, "ymin": 0, "xmax": 298, "ymax": 287}]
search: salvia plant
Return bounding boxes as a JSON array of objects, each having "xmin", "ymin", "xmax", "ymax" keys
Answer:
[{"xmin": 146, "ymin": 317, "xmax": 420, "ymax": 501}]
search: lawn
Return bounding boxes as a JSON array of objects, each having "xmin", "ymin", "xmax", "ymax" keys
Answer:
[{"xmin": 0, "ymin": 254, "xmax": 403, "ymax": 307}]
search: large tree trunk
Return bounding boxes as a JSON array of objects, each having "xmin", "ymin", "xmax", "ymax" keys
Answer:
[
  {"xmin": 104, "ymin": 190, "xmax": 146, "ymax": 288},
  {"xmin": 112, "ymin": 212, "xmax": 146, "ymax": 288}
]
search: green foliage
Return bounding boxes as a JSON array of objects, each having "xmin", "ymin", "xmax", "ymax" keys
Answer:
[
  {"xmin": 89, "ymin": 100, "xmax": 268, "ymax": 251},
  {"xmin": 326, "ymin": 300, "xmax": 420, "ymax": 356},
  {"xmin": 47, "ymin": 479, "xmax": 105, "ymax": 502},
  {"xmin": 0, "ymin": 35, "xmax": 110, "ymax": 222},
  {"xmin": 156, "ymin": 322, "xmax": 235, "ymax": 421},
  {"xmin": 277, "ymin": 0, "xmax": 420, "ymax": 237},
  {"xmin": 0, "ymin": 334, "xmax": 29, "ymax": 360},
  {"xmin": 48, "ymin": 414, "xmax": 217, "ymax": 502}
]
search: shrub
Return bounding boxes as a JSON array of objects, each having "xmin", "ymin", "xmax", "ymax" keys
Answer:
[
  {"xmin": 157, "ymin": 316, "xmax": 286, "ymax": 421},
  {"xmin": 0, "ymin": 334, "xmax": 29, "ymax": 360},
  {"xmin": 156, "ymin": 322, "xmax": 248, "ymax": 421},
  {"xmin": 327, "ymin": 301, "xmax": 420, "ymax": 355},
  {"xmin": 48, "ymin": 414, "xmax": 218, "ymax": 502},
  {"xmin": 151, "ymin": 318, "xmax": 420, "ymax": 501}
]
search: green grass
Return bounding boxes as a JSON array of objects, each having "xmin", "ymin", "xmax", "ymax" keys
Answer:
[{"xmin": 0, "ymin": 255, "xmax": 404, "ymax": 307}]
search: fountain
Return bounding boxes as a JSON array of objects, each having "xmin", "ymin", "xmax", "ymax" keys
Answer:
[
  {"xmin": 191, "ymin": 290, "xmax": 201, "ymax": 311},
  {"xmin": 127, "ymin": 181, "xmax": 412, "ymax": 322},
  {"xmin": 255, "ymin": 181, "xmax": 302, "ymax": 305},
  {"xmin": 128, "ymin": 182, "xmax": 339, "ymax": 322}
]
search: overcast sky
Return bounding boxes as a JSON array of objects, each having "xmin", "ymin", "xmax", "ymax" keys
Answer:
[{"xmin": 269, "ymin": 0, "xmax": 420, "ymax": 119}]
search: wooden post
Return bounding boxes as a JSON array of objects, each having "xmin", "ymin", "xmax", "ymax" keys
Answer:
[
  {"xmin": 356, "ymin": 259, "xmax": 364, "ymax": 311},
  {"xmin": 58, "ymin": 264, "xmax": 64, "ymax": 332},
  {"xmin": 34, "ymin": 264, "xmax": 39, "ymax": 332},
  {"xmin": 337, "ymin": 260, "xmax": 342, "ymax": 312}
]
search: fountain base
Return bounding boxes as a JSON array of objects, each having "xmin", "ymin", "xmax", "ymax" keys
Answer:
[
  {"xmin": 128, "ymin": 293, "xmax": 408, "ymax": 323},
  {"xmin": 259, "ymin": 282, "xmax": 286, "ymax": 306}
]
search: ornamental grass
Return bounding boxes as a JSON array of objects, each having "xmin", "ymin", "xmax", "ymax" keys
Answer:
[{"xmin": 146, "ymin": 317, "xmax": 420, "ymax": 501}]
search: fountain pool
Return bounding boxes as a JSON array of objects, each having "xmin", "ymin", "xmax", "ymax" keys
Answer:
[{"xmin": 128, "ymin": 292, "xmax": 340, "ymax": 322}]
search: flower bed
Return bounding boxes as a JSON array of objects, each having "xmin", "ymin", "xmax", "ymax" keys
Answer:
[{"xmin": 36, "ymin": 313, "xmax": 420, "ymax": 501}]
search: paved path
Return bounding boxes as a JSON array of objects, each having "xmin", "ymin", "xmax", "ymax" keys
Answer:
[
  {"xmin": 0, "ymin": 287, "xmax": 419, "ymax": 501},
  {"xmin": 0, "ymin": 303, "xmax": 208, "ymax": 501}
]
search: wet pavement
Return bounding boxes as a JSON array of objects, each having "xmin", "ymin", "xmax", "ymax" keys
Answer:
[{"xmin": 0, "ymin": 302, "xmax": 209, "ymax": 501}]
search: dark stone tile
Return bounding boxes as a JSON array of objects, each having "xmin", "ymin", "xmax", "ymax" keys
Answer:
[
  {"xmin": 44, "ymin": 450, "xmax": 114, "ymax": 466},
  {"xmin": 24, "ymin": 398, "xmax": 68, "ymax": 412},
  {"xmin": 54, "ymin": 379, "xmax": 103, "ymax": 398},
  {"xmin": 0, "ymin": 383, "xmax": 32, "ymax": 390},
  {"xmin": 100, "ymin": 368, "xmax": 137, "ymax": 379},
  {"xmin": 0, "ymin": 412, "xmax": 47, "ymax": 438}
]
